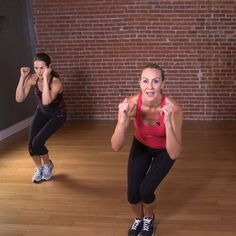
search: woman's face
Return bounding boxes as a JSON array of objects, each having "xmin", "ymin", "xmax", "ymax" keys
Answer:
[
  {"xmin": 140, "ymin": 68, "xmax": 164, "ymax": 102},
  {"xmin": 34, "ymin": 60, "xmax": 47, "ymax": 79}
]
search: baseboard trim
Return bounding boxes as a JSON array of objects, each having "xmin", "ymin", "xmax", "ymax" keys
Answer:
[{"xmin": 0, "ymin": 117, "xmax": 32, "ymax": 141}]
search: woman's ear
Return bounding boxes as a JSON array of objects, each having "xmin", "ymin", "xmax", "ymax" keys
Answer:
[{"xmin": 49, "ymin": 64, "xmax": 52, "ymax": 68}]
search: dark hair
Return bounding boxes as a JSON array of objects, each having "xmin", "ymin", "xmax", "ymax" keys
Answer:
[
  {"xmin": 142, "ymin": 63, "xmax": 165, "ymax": 81},
  {"xmin": 34, "ymin": 53, "xmax": 51, "ymax": 66},
  {"xmin": 34, "ymin": 52, "xmax": 59, "ymax": 78}
]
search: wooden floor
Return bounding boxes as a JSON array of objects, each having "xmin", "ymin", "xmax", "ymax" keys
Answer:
[{"xmin": 0, "ymin": 120, "xmax": 236, "ymax": 236}]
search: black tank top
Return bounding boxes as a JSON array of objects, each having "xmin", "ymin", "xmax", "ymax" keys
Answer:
[{"xmin": 34, "ymin": 77, "xmax": 66, "ymax": 115}]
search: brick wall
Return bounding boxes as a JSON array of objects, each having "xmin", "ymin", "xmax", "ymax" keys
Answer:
[{"xmin": 32, "ymin": 0, "xmax": 236, "ymax": 120}]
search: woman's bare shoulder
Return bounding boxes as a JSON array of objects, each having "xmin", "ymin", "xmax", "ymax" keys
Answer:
[{"xmin": 51, "ymin": 77, "xmax": 63, "ymax": 92}]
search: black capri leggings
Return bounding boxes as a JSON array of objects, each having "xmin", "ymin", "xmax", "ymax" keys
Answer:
[
  {"xmin": 28, "ymin": 109, "xmax": 66, "ymax": 156},
  {"xmin": 127, "ymin": 137, "xmax": 175, "ymax": 204}
]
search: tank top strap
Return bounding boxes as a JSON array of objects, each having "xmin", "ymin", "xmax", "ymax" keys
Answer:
[
  {"xmin": 35, "ymin": 77, "xmax": 39, "ymax": 87},
  {"xmin": 160, "ymin": 94, "xmax": 166, "ymax": 108},
  {"xmin": 48, "ymin": 76, "xmax": 54, "ymax": 89},
  {"xmin": 136, "ymin": 93, "xmax": 142, "ymax": 118},
  {"xmin": 159, "ymin": 94, "xmax": 166, "ymax": 123}
]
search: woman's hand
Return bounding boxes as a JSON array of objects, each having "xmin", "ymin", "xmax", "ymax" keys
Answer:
[
  {"xmin": 111, "ymin": 98, "xmax": 130, "ymax": 151},
  {"xmin": 161, "ymin": 99, "xmax": 183, "ymax": 159},
  {"xmin": 118, "ymin": 98, "xmax": 130, "ymax": 122},
  {"xmin": 16, "ymin": 67, "xmax": 32, "ymax": 102},
  {"xmin": 160, "ymin": 103, "xmax": 173, "ymax": 126},
  {"xmin": 20, "ymin": 67, "xmax": 30, "ymax": 79},
  {"xmin": 43, "ymin": 66, "xmax": 52, "ymax": 80}
]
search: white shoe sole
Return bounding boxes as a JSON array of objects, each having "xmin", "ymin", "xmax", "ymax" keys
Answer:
[
  {"xmin": 42, "ymin": 176, "xmax": 53, "ymax": 181},
  {"xmin": 32, "ymin": 179, "xmax": 42, "ymax": 183}
]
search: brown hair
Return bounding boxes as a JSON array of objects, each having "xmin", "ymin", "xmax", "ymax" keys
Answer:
[
  {"xmin": 34, "ymin": 52, "xmax": 59, "ymax": 78},
  {"xmin": 142, "ymin": 63, "xmax": 165, "ymax": 81}
]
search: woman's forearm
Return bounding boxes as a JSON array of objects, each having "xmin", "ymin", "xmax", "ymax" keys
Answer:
[
  {"xmin": 111, "ymin": 120, "xmax": 128, "ymax": 151},
  {"xmin": 165, "ymin": 122, "xmax": 182, "ymax": 159},
  {"xmin": 42, "ymin": 77, "xmax": 52, "ymax": 105},
  {"xmin": 15, "ymin": 77, "xmax": 27, "ymax": 102}
]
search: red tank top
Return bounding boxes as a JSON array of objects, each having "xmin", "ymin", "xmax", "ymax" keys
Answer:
[{"xmin": 134, "ymin": 94, "xmax": 166, "ymax": 149}]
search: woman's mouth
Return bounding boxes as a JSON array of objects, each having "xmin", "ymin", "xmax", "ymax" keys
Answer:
[{"xmin": 146, "ymin": 91, "xmax": 155, "ymax": 97}]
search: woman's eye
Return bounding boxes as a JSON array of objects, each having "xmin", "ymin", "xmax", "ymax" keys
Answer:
[
  {"xmin": 142, "ymin": 80, "xmax": 148, "ymax": 83},
  {"xmin": 153, "ymin": 79, "xmax": 159, "ymax": 84}
]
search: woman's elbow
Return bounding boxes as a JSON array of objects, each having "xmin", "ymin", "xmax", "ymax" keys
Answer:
[
  {"xmin": 111, "ymin": 143, "xmax": 122, "ymax": 152},
  {"xmin": 42, "ymin": 100, "xmax": 51, "ymax": 106},
  {"xmin": 168, "ymin": 146, "xmax": 182, "ymax": 160},
  {"xmin": 15, "ymin": 96, "xmax": 24, "ymax": 103},
  {"xmin": 111, "ymin": 139, "xmax": 123, "ymax": 152},
  {"xmin": 112, "ymin": 146, "xmax": 120, "ymax": 152}
]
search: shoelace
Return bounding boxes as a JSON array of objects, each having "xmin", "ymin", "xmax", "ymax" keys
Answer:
[
  {"xmin": 131, "ymin": 219, "xmax": 142, "ymax": 230},
  {"xmin": 44, "ymin": 162, "xmax": 53, "ymax": 172},
  {"xmin": 43, "ymin": 166, "xmax": 50, "ymax": 173},
  {"xmin": 36, "ymin": 167, "xmax": 43, "ymax": 173},
  {"xmin": 34, "ymin": 167, "xmax": 43, "ymax": 177},
  {"xmin": 142, "ymin": 218, "xmax": 152, "ymax": 231}
]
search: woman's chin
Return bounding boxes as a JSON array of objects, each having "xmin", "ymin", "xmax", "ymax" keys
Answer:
[{"xmin": 144, "ymin": 94, "xmax": 156, "ymax": 101}]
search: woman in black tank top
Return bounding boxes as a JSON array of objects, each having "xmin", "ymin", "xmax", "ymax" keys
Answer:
[{"xmin": 15, "ymin": 52, "xmax": 67, "ymax": 183}]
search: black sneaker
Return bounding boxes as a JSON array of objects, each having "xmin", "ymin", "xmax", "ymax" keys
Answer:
[
  {"xmin": 128, "ymin": 218, "xmax": 143, "ymax": 236},
  {"xmin": 139, "ymin": 215, "xmax": 155, "ymax": 236}
]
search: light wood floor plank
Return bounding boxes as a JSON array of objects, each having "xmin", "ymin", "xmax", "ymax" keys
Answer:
[{"xmin": 0, "ymin": 121, "xmax": 236, "ymax": 236}]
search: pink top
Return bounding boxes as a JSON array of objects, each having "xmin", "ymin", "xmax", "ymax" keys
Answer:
[{"xmin": 134, "ymin": 94, "xmax": 166, "ymax": 149}]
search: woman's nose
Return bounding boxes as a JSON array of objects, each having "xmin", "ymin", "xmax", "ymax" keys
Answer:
[{"xmin": 147, "ymin": 82, "xmax": 153, "ymax": 89}]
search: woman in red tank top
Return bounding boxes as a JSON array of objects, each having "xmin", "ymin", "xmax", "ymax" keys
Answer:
[{"xmin": 111, "ymin": 63, "xmax": 182, "ymax": 236}]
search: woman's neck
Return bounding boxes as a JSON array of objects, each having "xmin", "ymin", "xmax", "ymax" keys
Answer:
[{"xmin": 142, "ymin": 94, "xmax": 162, "ymax": 109}]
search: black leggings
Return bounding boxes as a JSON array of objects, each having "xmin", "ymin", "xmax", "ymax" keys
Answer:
[
  {"xmin": 127, "ymin": 137, "xmax": 175, "ymax": 204},
  {"xmin": 28, "ymin": 109, "xmax": 66, "ymax": 156}
]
